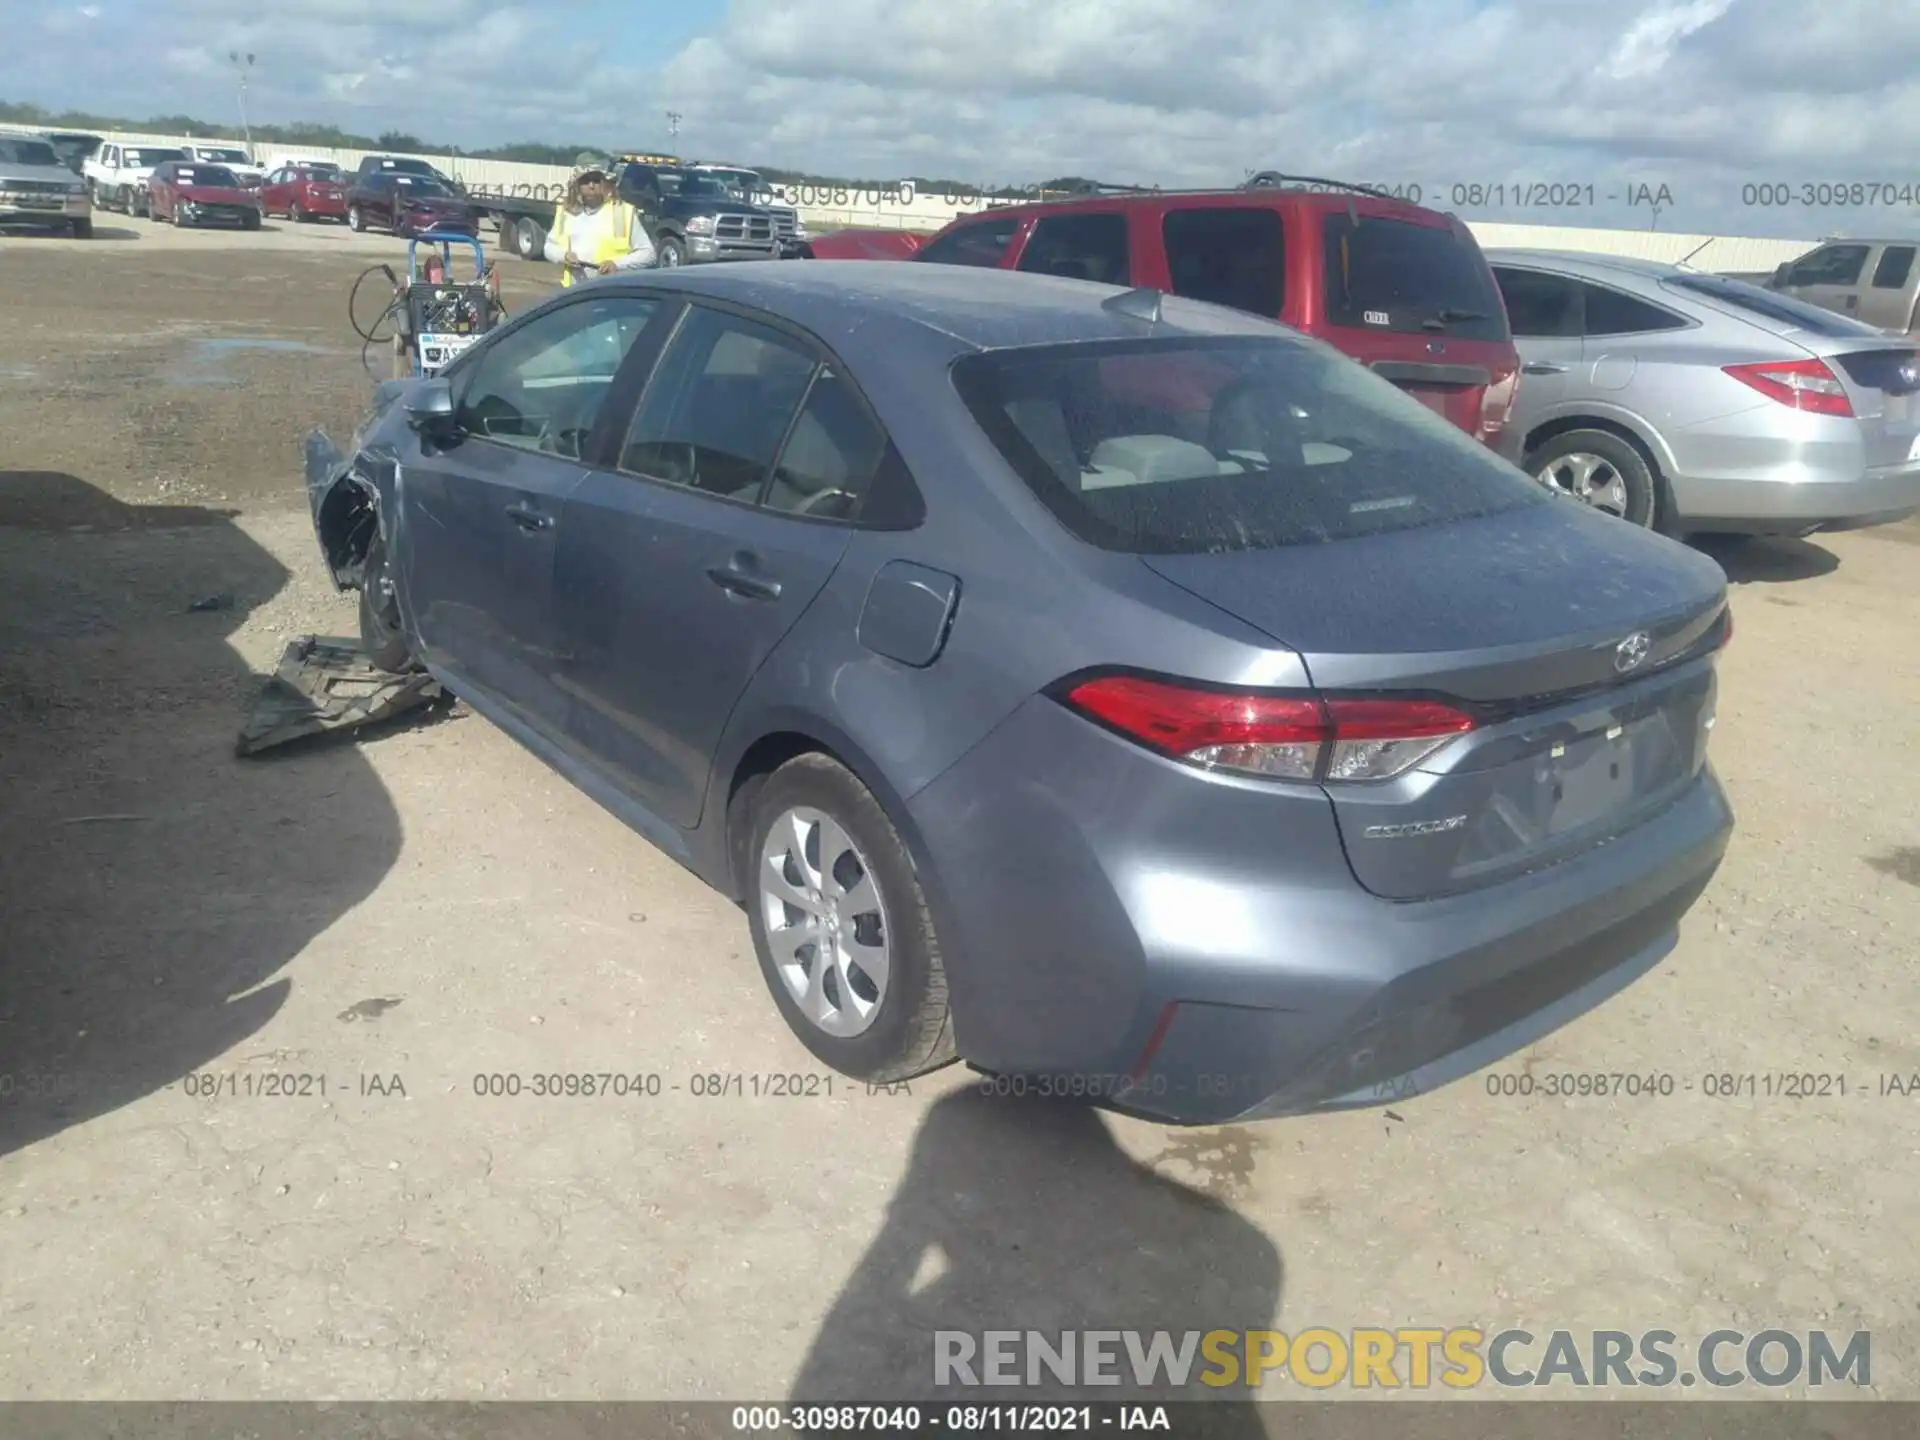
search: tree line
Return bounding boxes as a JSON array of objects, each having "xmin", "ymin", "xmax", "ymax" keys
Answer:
[{"xmin": 0, "ymin": 99, "xmax": 1096, "ymax": 195}]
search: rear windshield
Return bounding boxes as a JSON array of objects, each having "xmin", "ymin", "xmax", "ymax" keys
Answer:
[
  {"xmin": 124, "ymin": 148, "xmax": 185, "ymax": 167},
  {"xmin": 1661, "ymin": 273, "xmax": 1888, "ymax": 337},
  {"xmin": 176, "ymin": 166, "xmax": 238, "ymax": 187},
  {"xmin": 197, "ymin": 149, "xmax": 248, "ymax": 163},
  {"xmin": 951, "ymin": 336, "xmax": 1545, "ymax": 554},
  {"xmin": 1321, "ymin": 215, "xmax": 1510, "ymax": 343}
]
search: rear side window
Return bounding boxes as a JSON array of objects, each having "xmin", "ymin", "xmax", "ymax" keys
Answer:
[
  {"xmin": 1581, "ymin": 283, "xmax": 1689, "ymax": 336},
  {"xmin": 951, "ymin": 337, "xmax": 1544, "ymax": 554},
  {"xmin": 1162, "ymin": 207, "xmax": 1285, "ymax": 317},
  {"xmin": 1872, "ymin": 246, "xmax": 1916, "ymax": 289},
  {"xmin": 1321, "ymin": 215, "xmax": 1509, "ymax": 343},
  {"xmin": 914, "ymin": 214, "xmax": 1022, "ymax": 268},
  {"xmin": 620, "ymin": 306, "xmax": 818, "ymax": 500},
  {"xmin": 1492, "ymin": 267, "xmax": 1581, "ymax": 338},
  {"xmin": 1015, "ymin": 213, "xmax": 1130, "ymax": 285}
]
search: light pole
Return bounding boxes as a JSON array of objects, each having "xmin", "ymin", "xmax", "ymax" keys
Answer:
[
  {"xmin": 229, "ymin": 51, "xmax": 255, "ymax": 153},
  {"xmin": 666, "ymin": 110, "xmax": 681, "ymax": 146}
]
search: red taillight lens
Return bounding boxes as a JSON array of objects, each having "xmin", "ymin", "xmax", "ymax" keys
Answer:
[
  {"xmin": 1722, "ymin": 358, "xmax": 1853, "ymax": 417},
  {"xmin": 1479, "ymin": 364, "xmax": 1519, "ymax": 443},
  {"xmin": 1062, "ymin": 675, "xmax": 1475, "ymax": 782}
]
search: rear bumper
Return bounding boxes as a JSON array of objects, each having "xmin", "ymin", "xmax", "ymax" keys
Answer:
[
  {"xmin": 1673, "ymin": 459, "xmax": 1920, "ymax": 533},
  {"xmin": 907, "ymin": 696, "xmax": 1732, "ymax": 1126}
]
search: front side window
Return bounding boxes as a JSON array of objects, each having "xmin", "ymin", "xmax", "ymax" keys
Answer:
[
  {"xmin": 1015, "ymin": 212, "xmax": 1130, "ymax": 285},
  {"xmin": 952, "ymin": 336, "xmax": 1545, "ymax": 554},
  {"xmin": 619, "ymin": 306, "xmax": 819, "ymax": 500},
  {"xmin": 1786, "ymin": 244, "xmax": 1870, "ymax": 288},
  {"xmin": 914, "ymin": 214, "xmax": 1022, "ymax": 268},
  {"xmin": 1491, "ymin": 266, "xmax": 1581, "ymax": 338},
  {"xmin": 454, "ymin": 295, "xmax": 660, "ymax": 457}
]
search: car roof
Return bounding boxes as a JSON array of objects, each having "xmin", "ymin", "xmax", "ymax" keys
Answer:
[
  {"xmin": 603, "ymin": 261, "xmax": 1297, "ymax": 359},
  {"xmin": 1482, "ymin": 248, "xmax": 1687, "ymax": 283},
  {"xmin": 955, "ymin": 187, "xmax": 1453, "ymax": 225}
]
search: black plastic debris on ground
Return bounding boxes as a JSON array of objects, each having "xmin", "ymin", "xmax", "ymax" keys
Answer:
[{"xmin": 236, "ymin": 635, "xmax": 446, "ymax": 757}]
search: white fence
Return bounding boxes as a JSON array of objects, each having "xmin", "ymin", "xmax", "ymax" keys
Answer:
[{"xmin": 3, "ymin": 119, "xmax": 1819, "ymax": 266}]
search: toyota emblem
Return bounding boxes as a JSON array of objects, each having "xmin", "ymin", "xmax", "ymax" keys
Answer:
[{"xmin": 1614, "ymin": 632, "xmax": 1652, "ymax": 673}]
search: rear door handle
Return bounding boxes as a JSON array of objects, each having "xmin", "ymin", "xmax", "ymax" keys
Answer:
[
  {"xmin": 1522, "ymin": 361, "xmax": 1568, "ymax": 375},
  {"xmin": 504, "ymin": 503, "xmax": 553, "ymax": 532},
  {"xmin": 706, "ymin": 561, "xmax": 782, "ymax": 601}
]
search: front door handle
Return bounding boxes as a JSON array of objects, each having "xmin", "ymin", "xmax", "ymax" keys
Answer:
[
  {"xmin": 706, "ymin": 560, "xmax": 782, "ymax": 601},
  {"xmin": 504, "ymin": 503, "xmax": 553, "ymax": 532},
  {"xmin": 1522, "ymin": 361, "xmax": 1569, "ymax": 375}
]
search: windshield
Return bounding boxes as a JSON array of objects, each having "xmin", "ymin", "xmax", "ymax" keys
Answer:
[
  {"xmin": 176, "ymin": 165, "xmax": 239, "ymax": 187},
  {"xmin": 124, "ymin": 148, "xmax": 186, "ymax": 167},
  {"xmin": 198, "ymin": 149, "xmax": 249, "ymax": 163},
  {"xmin": 0, "ymin": 139, "xmax": 61, "ymax": 167},
  {"xmin": 1321, "ymin": 214, "xmax": 1510, "ymax": 343},
  {"xmin": 951, "ymin": 336, "xmax": 1545, "ymax": 554},
  {"xmin": 393, "ymin": 175, "xmax": 453, "ymax": 197},
  {"xmin": 675, "ymin": 174, "xmax": 736, "ymax": 198},
  {"xmin": 1661, "ymin": 273, "xmax": 1889, "ymax": 337},
  {"xmin": 704, "ymin": 169, "xmax": 762, "ymax": 191}
]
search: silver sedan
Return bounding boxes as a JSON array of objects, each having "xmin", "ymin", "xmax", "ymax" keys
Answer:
[{"xmin": 1487, "ymin": 248, "xmax": 1920, "ymax": 537}]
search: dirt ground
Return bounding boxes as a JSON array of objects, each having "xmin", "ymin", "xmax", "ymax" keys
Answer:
[{"xmin": 1, "ymin": 220, "xmax": 1918, "ymax": 1408}]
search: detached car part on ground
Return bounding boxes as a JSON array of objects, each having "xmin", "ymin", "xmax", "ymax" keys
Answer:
[
  {"xmin": 0, "ymin": 135, "xmax": 93, "ymax": 237},
  {"xmin": 1489, "ymin": 250, "xmax": 1920, "ymax": 537},
  {"xmin": 306, "ymin": 262, "xmax": 1732, "ymax": 1126}
]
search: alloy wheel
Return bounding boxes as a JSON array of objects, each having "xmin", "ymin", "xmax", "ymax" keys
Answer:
[
  {"xmin": 1534, "ymin": 450, "xmax": 1632, "ymax": 520},
  {"xmin": 757, "ymin": 806, "xmax": 891, "ymax": 1038}
]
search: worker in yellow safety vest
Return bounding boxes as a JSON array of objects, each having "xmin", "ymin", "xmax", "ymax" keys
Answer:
[{"xmin": 544, "ymin": 151, "xmax": 655, "ymax": 286}]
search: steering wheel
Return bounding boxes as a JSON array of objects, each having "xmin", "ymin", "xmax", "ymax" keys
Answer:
[{"xmin": 795, "ymin": 486, "xmax": 858, "ymax": 517}]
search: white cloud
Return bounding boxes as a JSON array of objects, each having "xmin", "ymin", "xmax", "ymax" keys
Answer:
[{"xmin": 6, "ymin": 0, "xmax": 1920, "ymax": 237}]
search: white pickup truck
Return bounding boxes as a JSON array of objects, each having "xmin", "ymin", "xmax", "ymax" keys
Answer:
[
  {"xmin": 82, "ymin": 140, "xmax": 188, "ymax": 216},
  {"xmin": 181, "ymin": 143, "xmax": 265, "ymax": 187}
]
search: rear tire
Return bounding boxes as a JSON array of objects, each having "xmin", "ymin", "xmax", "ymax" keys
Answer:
[
  {"xmin": 514, "ymin": 216, "xmax": 545, "ymax": 260},
  {"xmin": 744, "ymin": 754, "xmax": 957, "ymax": 1084},
  {"xmin": 1524, "ymin": 428, "xmax": 1661, "ymax": 529}
]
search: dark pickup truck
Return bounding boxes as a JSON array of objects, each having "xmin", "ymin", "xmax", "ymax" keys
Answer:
[{"xmin": 614, "ymin": 162, "xmax": 779, "ymax": 267}]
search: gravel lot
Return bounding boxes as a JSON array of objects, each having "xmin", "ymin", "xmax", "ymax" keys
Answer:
[{"xmin": 1, "ymin": 220, "xmax": 1917, "ymax": 1407}]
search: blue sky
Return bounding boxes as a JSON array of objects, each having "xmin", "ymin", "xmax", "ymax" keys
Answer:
[{"xmin": 7, "ymin": 0, "xmax": 1920, "ymax": 240}]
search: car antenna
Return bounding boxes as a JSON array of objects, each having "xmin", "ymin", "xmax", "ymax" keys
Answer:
[
  {"xmin": 1675, "ymin": 236, "xmax": 1713, "ymax": 270},
  {"xmin": 1102, "ymin": 287, "xmax": 1163, "ymax": 325}
]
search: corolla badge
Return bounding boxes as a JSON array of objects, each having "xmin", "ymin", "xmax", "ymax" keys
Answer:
[{"xmin": 1613, "ymin": 631, "xmax": 1653, "ymax": 673}]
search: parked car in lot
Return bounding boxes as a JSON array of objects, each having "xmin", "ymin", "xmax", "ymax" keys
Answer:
[
  {"xmin": 82, "ymin": 141, "xmax": 188, "ymax": 215},
  {"xmin": 305, "ymin": 262, "xmax": 1732, "ymax": 1124},
  {"xmin": 1765, "ymin": 238, "xmax": 1920, "ymax": 334},
  {"xmin": 145, "ymin": 161, "xmax": 263, "ymax": 229},
  {"xmin": 807, "ymin": 180, "xmax": 1521, "ymax": 448},
  {"xmin": 1488, "ymin": 249, "xmax": 1920, "ymax": 537},
  {"xmin": 179, "ymin": 143, "xmax": 264, "ymax": 188},
  {"xmin": 347, "ymin": 171, "xmax": 478, "ymax": 237},
  {"xmin": 353, "ymin": 153, "xmax": 466, "ymax": 195},
  {"xmin": 259, "ymin": 163, "xmax": 349, "ymax": 223},
  {"xmin": 0, "ymin": 134, "xmax": 92, "ymax": 237},
  {"xmin": 41, "ymin": 130, "xmax": 103, "ymax": 176},
  {"xmin": 616, "ymin": 162, "xmax": 780, "ymax": 266}
]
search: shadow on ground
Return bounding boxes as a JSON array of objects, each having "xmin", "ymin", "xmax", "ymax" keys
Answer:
[
  {"xmin": 0, "ymin": 472, "xmax": 401, "ymax": 1158},
  {"xmin": 791, "ymin": 1089, "xmax": 1282, "ymax": 1431},
  {"xmin": 1691, "ymin": 534, "xmax": 1839, "ymax": 584}
]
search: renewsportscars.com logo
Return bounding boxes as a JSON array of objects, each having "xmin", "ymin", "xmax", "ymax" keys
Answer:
[{"xmin": 933, "ymin": 1328, "xmax": 1873, "ymax": 1390}]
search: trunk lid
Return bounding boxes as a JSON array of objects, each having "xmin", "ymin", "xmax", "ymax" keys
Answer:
[
  {"xmin": 1141, "ymin": 502, "xmax": 1728, "ymax": 900},
  {"xmin": 1663, "ymin": 273, "xmax": 1920, "ymax": 467},
  {"xmin": 1309, "ymin": 204, "xmax": 1519, "ymax": 446}
]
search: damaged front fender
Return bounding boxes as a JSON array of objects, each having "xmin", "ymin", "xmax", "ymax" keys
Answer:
[{"xmin": 304, "ymin": 381, "xmax": 414, "ymax": 592}]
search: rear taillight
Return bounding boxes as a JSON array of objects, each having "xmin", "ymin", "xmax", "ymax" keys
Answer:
[
  {"xmin": 1479, "ymin": 364, "xmax": 1519, "ymax": 443},
  {"xmin": 1061, "ymin": 674, "xmax": 1475, "ymax": 783},
  {"xmin": 1722, "ymin": 358, "xmax": 1853, "ymax": 417}
]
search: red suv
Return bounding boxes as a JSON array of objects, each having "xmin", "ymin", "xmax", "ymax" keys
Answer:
[{"xmin": 809, "ymin": 180, "xmax": 1519, "ymax": 446}]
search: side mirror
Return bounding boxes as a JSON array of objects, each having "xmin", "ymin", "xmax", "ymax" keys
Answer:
[{"xmin": 405, "ymin": 378, "xmax": 456, "ymax": 434}]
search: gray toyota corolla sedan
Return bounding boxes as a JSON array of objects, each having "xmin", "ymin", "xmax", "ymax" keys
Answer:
[{"xmin": 306, "ymin": 262, "xmax": 1734, "ymax": 1125}]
